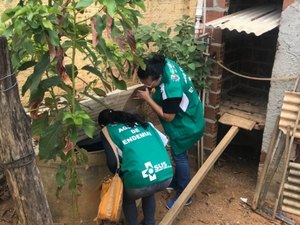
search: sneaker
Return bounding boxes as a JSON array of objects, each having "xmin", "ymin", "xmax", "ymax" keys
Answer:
[
  {"xmin": 166, "ymin": 197, "xmax": 192, "ymax": 209},
  {"xmin": 166, "ymin": 187, "xmax": 175, "ymax": 193}
]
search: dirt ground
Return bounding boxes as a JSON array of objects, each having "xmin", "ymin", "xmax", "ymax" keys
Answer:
[{"xmin": 1, "ymin": 145, "xmax": 298, "ymax": 225}]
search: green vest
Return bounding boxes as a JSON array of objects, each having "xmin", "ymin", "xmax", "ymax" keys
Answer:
[
  {"xmin": 106, "ymin": 123, "xmax": 173, "ymax": 189},
  {"xmin": 152, "ymin": 58, "xmax": 205, "ymax": 155}
]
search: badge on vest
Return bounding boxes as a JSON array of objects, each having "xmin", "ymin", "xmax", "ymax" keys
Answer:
[{"xmin": 141, "ymin": 161, "xmax": 171, "ymax": 181}]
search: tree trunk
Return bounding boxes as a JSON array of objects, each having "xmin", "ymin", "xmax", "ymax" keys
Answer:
[{"xmin": 0, "ymin": 37, "xmax": 53, "ymax": 225}]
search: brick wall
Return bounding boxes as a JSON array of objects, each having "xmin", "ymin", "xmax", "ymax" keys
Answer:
[
  {"xmin": 203, "ymin": 0, "xmax": 228, "ymax": 151},
  {"xmin": 140, "ymin": 0, "xmax": 197, "ymax": 27}
]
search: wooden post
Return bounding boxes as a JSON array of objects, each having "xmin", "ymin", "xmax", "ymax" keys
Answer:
[{"xmin": 0, "ymin": 37, "xmax": 53, "ymax": 225}]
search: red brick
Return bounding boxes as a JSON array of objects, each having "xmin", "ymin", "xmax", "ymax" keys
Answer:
[
  {"xmin": 203, "ymin": 134, "xmax": 217, "ymax": 150},
  {"xmin": 204, "ymin": 106, "xmax": 219, "ymax": 120},
  {"xmin": 205, "ymin": 121, "xmax": 218, "ymax": 134},
  {"xmin": 211, "ymin": 28, "xmax": 223, "ymax": 44},
  {"xmin": 211, "ymin": 62, "xmax": 224, "ymax": 76},
  {"xmin": 206, "ymin": 0, "xmax": 214, "ymax": 7},
  {"xmin": 282, "ymin": 0, "xmax": 295, "ymax": 10},
  {"xmin": 209, "ymin": 76, "xmax": 222, "ymax": 92},
  {"xmin": 216, "ymin": 0, "xmax": 229, "ymax": 8},
  {"xmin": 208, "ymin": 91, "xmax": 221, "ymax": 106},
  {"xmin": 206, "ymin": 11, "xmax": 225, "ymax": 22},
  {"xmin": 209, "ymin": 44, "xmax": 224, "ymax": 61}
]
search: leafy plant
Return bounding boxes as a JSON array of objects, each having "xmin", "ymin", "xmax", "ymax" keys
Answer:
[
  {"xmin": 0, "ymin": 0, "xmax": 145, "ymax": 194},
  {"xmin": 135, "ymin": 15, "xmax": 212, "ymax": 90}
]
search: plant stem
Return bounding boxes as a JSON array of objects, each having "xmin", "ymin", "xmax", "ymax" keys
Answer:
[
  {"xmin": 46, "ymin": 72, "xmax": 59, "ymax": 113},
  {"xmin": 71, "ymin": 1, "xmax": 77, "ymax": 113}
]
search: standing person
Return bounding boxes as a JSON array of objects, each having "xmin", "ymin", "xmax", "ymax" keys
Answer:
[
  {"xmin": 98, "ymin": 109, "xmax": 173, "ymax": 225},
  {"xmin": 136, "ymin": 54, "xmax": 205, "ymax": 209}
]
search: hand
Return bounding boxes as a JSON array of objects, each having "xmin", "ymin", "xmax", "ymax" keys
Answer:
[{"xmin": 135, "ymin": 88, "xmax": 151, "ymax": 102}]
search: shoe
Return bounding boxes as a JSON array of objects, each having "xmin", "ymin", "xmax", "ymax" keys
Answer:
[
  {"xmin": 166, "ymin": 187, "xmax": 175, "ymax": 193},
  {"xmin": 166, "ymin": 197, "xmax": 192, "ymax": 209}
]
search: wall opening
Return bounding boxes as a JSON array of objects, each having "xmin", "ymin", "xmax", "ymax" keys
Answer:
[{"xmin": 217, "ymin": 0, "xmax": 283, "ymax": 163}]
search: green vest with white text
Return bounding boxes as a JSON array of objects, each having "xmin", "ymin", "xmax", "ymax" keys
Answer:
[
  {"xmin": 152, "ymin": 58, "xmax": 205, "ymax": 155},
  {"xmin": 106, "ymin": 123, "xmax": 173, "ymax": 189}
]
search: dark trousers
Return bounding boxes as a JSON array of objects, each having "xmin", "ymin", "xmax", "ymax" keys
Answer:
[{"xmin": 123, "ymin": 178, "xmax": 172, "ymax": 225}]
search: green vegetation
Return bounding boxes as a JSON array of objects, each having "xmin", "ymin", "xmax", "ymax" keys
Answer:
[
  {"xmin": 135, "ymin": 15, "xmax": 213, "ymax": 90},
  {"xmin": 0, "ymin": 0, "xmax": 145, "ymax": 194},
  {"xmin": 0, "ymin": 1, "xmax": 211, "ymax": 196}
]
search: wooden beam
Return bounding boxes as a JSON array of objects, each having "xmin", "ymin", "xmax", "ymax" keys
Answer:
[
  {"xmin": 219, "ymin": 113, "xmax": 256, "ymax": 130},
  {"xmin": 251, "ymin": 117, "xmax": 280, "ymax": 210},
  {"xmin": 159, "ymin": 126, "xmax": 239, "ymax": 225}
]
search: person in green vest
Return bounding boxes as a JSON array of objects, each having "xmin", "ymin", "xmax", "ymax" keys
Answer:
[
  {"xmin": 98, "ymin": 109, "xmax": 173, "ymax": 225},
  {"xmin": 136, "ymin": 54, "xmax": 205, "ymax": 209}
]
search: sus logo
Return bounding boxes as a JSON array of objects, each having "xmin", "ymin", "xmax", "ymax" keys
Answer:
[{"xmin": 141, "ymin": 162, "xmax": 157, "ymax": 181}]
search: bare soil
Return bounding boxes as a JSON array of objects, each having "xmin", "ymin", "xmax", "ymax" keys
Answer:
[{"xmin": 1, "ymin": 146, "xmax": 297, "ymax": 225}]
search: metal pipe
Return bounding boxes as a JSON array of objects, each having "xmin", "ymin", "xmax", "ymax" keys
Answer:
[{"xmin": 194, "ymin": 0, "xmax": 204, "ymax": 38}]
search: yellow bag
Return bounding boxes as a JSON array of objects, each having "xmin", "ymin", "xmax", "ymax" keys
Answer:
[
  {"xmin": 95, "ymin": 126, "xmax": 123, "ymax": 222},
  {"xmin": 96, "ymin": 173, "xmax": 123, "ymax": 222}
]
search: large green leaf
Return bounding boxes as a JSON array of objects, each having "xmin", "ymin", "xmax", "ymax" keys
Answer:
[
  {"xmin": 65, "ymin": 64, "xmax": 79, "ymax": 79},
  {"xmin": 42, "ymin": 19, "xmax": 53, "ymax": 30},
  {"xmin": 81, "ymin": 65, "xmax": 103, "ymax": 78},
  {"xmin": 56, "ymin": 164, "xmax": 67, "ymax": 188},
  {"xmin": 29, "ymin": 76, "xmax": 64, "ymax": 103},
  {"xmin": 40, "ymin": 76, "xmax": 64, "ymax": 89},
  {"xmin": 93, "ymin": 88, "xmax": 106, "ymax": 97},
  {"xmin": 39, "ymin": 120, "xmax": 64, "ymax": 160},
  {"xmin": 83, "ymin": 123, "xmax": 96, "ymax": 138},
  {"xmin": 75, "ymin": 0, "xmax": 93, "ymax": 9},
  {"xmin": 22, "ymin": 52, "xmax": 50, "ymax": 96},
  {"xmin": 18, "ymin": 61, "xmax": 36, "ymax": 71},
  {"xmin": 31, "ymin": 113, "xmax": 49, "ymax": 137},
  {"xmin": 103, "ymin": 0, "xmax": 117, "ymax": 17},
  {"xmin": 47, "ymin": 29, "xmax": 60, "ymax": 46},
  {"xmin": 111, "ymin": 76, "xmax": 126, "ymax": 90}
]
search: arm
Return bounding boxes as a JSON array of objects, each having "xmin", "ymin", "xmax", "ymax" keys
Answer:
[
  {"xmin": 100, "ymin": 132, "xmax": 118, "ymax": 173},
  {"xmin": 136, "ymin": 88, "xmax": 177, "ymax": 122}
]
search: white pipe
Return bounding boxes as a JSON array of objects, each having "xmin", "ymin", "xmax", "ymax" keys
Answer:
[
  {"xmin": 203, "ymin": 0, "xmax": 206, "ymax": 33},
  {"xmin": 196, "ymin": 0, "xmax": 204, "ymax": 17},
  {"xmin": 195, "ymin": 0, "xmax": 204, "ymax": 38}
]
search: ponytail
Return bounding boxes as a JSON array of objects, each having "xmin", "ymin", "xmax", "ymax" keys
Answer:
[{"xmin": 98, "ymin": 109, "xmax": 148, "ymax": 129}]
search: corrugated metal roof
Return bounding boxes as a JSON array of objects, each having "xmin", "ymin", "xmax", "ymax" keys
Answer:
[{"xmin": 206, "ymin": 5, "xmax": 282, "ymax": 36}]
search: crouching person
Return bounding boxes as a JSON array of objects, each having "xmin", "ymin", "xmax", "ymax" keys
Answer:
[{"xmin": 98, "ymin": 109, "xmax": 173, "ymax": 225}]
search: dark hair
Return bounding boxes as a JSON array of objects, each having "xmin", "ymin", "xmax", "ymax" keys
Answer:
[
  {"xmin": 137, "ymin": 54, "xmax": 166, "ymax": 80},
  {"xmin": 98, "ymin": 109, "xmax": 148, "ymax": 129}
]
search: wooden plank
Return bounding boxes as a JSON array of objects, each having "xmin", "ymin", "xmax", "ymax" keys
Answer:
[
  {"xmin": 159, "ymin": 126, "xmax": 239, "ymax": 225},
  {"xmin": 219, "ymin": 113, "xmax": 256, "ymax": 130},
  {"xmin": 219, "ymin": 107, "xmax": 265, "ymax": 130},
  {"xmin": 251, "ymin": 117, "xmax": 280, "ymax": 210}
]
